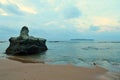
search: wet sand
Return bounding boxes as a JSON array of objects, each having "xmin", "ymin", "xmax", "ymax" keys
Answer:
[{"xmin": 0, "ymin": 59, "xmax": 120, "ymax": 80}]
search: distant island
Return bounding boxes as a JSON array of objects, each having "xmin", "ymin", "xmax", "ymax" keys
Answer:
[{"xmin": 71, "ymin": 39, "xmax": 94, "ymax": 41}]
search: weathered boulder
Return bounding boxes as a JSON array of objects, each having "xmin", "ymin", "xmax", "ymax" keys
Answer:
[{"xmin": 5, "ymin": 26, "xmax": 48, "ymax": 55}]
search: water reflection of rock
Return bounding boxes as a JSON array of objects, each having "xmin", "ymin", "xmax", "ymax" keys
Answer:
[{"xmin": 7, "ymin": 54, "xmax": 46, "ymax": 63}]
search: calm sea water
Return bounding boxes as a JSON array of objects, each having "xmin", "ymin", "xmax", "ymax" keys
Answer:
[{"xmin": 0, "ymin": 41, "xmax": 120, "ymax": 72}]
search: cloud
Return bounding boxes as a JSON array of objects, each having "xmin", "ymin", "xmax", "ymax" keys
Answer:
[
  {"xmin": 47, "ymin": 0, "xmax": 55, "ymax": 4},
  {"xmin": 0, "ymin": 3, "xmax": 24, "ymax": 15},
  {"xmin": 91, "ymin": 17, "xmax": 120, "ymax": 32},
  {"xmin": 62, "ymin": 6, "xmax": 82, "ymax": 19},
  {"xmin": 0, "ymin": 8, "xmax": 8, "ymax": 16},
  {"xmin": 4, "ymin": 4, "xmax": 24, "ymax": 15},
  {"xmin": 92, "ymin": 17, "xmax": 119, "ymax": 26},
  {"xmin": 89, "ymin": 25, "xmax": 100, "ymax": 31},
  {"xmin": 0, "ymin": 0, "xmax": 8, "ymax": 4},
  {"xmin": 9, "ymin": 0, "xmax": 37, "ymax": 14},
  {"xmin": 64, "ymin": 18, "xmax": 91, "ymax": 32},
  {"xmin": 0, "ymin": 0, "xmax": 37, "ymax": 16},
  {"xmin": 0, "ymin": 0, "xmax": 120, "ymax": 41},
  {"xmin": 63, "ymin": 16, "xmax": 120, "ymax": 33}
]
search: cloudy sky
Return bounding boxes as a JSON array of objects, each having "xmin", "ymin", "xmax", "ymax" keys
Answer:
[{"xmin": 0, "ymin": 0, "xmax": 120, "ymax": 41}]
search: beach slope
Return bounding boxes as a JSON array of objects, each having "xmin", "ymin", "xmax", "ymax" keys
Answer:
[{"xmin": 0, "ymin": 59, "xmax": 119, "ymax": 80}]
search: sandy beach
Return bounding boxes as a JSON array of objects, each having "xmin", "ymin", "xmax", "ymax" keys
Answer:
[{"xmin": 0, "ymin": 58, "xmax": 119, "ymax": 80}]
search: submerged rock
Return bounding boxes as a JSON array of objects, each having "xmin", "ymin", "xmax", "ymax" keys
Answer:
[{"xmin": 5, "ymin": 26, "xmax": 47, "ymax": 55}]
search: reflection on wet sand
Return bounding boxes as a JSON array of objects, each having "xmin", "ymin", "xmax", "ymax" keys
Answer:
[{"xmin": 7, "ymin": 56, "xmax": 45, "ymax": 63}]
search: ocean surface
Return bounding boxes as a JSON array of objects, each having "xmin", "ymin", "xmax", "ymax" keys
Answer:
[{"xmin": 0, "ymin": 41, "xmax": 120, "ymax": 72}]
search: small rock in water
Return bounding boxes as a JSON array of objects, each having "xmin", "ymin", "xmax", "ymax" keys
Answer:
[{"xmin": 5, "ymin": 26, "xmax": 48, "ymax": 56}]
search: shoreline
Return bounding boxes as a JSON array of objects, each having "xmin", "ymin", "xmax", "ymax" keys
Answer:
[{"xmin": 0, "ymin": 58, "xmax": 120, "ymax": 80}]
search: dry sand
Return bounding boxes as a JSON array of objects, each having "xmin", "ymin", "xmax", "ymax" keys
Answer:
[{"xmin": 0, "ymin": 58, "xmax": 120, "ymax": 80}]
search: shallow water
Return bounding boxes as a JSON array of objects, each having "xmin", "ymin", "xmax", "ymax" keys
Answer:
[{"xmin": 0, "ymin": 41, "xmax": 120, "ymax": 72}]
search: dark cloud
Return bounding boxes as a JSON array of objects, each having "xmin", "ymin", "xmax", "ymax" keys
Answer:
[{"xmin": 62, "ymin": 6, "xmax": 82, "ymax": 19}]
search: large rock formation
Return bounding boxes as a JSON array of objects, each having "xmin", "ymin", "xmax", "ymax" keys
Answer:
[{"xmin": 5, "ymin": 26, "xmax": 48, "ymax": 55}]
